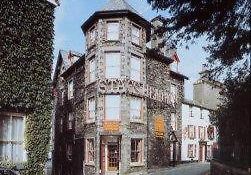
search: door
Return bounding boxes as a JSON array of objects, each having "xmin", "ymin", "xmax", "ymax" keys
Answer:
[
  {"xmin": 199, "ymin": 144, "xmax": 205, "ymax": 162},
  {"xmin": 107, "ymin": 143, "xmax": 119, "ymax": 172}
]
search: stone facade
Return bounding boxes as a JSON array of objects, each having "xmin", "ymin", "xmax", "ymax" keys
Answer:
[{"xmin": 52, "ymin": 0, "xmax": 188, "ymax": 175}]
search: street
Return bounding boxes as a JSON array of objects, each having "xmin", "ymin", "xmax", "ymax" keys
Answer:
[{"xmin": 149, "ymin": 162, "xmax": 210, "ymax": 175}]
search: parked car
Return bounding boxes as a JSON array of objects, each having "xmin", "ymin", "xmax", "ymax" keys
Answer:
[{"xmin": 0, "ymin": 167, "xmax": 20, "ymax": 175}]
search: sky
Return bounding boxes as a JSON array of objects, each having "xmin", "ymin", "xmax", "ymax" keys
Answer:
[{"xmin": 53, "ymin": 0, "xmax": 210, "ymax": 100}]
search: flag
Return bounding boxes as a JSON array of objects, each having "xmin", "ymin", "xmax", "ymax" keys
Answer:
[{"xmin": 171, "ymin": 51, "xmax": 180, "ymax": 63}]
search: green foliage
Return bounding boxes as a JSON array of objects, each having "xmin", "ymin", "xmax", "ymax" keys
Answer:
[
  {"xmin": 0, "ymin": 0, "xmax": 55, "ymax": 174},
  {"xmin": 147, "ymin": 0, "xmax": 250, "ymax": 77}
]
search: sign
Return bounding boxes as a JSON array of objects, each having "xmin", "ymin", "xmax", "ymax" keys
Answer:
[
  {"xmin": 154, "ymin": 116, "xmax": 165, "ymax": 138},
  {"xmin": 98, "ymin": 79, "xmax": 177, "ymax": 106},
  {"xmin": 103, "ymin": 121, "xmax": 120, "ymax": 132}
]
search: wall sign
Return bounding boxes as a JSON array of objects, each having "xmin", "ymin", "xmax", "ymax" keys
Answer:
[
  {"xmin": 154, "ymin": 115, "xmax": 165, "ymax": 138},
  {"xmin": 103, "ymin": 121, "xmax": 120, "ymax": 132},
  {"xmin": 98, "ymin": 79, "xmax": 176, "ymax": 106}
]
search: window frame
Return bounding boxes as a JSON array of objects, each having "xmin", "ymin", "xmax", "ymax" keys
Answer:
[
  {"xmin": 188, "ymin": 125, "xmax": 196, "ymax": 139},
  {"xmin": 89, "ymin": 57, "xmax": 96, "ymax": 83},
  {"xmin": 85, "ymin": 138, "xmax": 95, "ymax": 165},
  {"xmin": 130, "ymin": 138, "xmax": 144, "ymax": 165},
  {"xmin": 130, "ymin": 54, "xmax": 141, "ymax": 82},
  {"xmin": 170, "ymin": 113, "xmax": 177, "ymax": 131},
  {"xmin": 129, "ymin": 97, "xmax": 143, "ymax": 122},
  {"xmin": 87, "ymin": 97, "xmax": 95, "ymax": 123},
  {"xmin": 67, "ymin": 79, "xmax": 74, "ymax": 100},
  {"xmin": 131, "ymin": 24, "xmax": 141, "ymax": 46},
  {"xmin": 67, "ymin": 113, "xmax": 74, "ymax": 130},
  {"xmin": 105, "ymin": 52, "xmax": 121, "ymax": 79},
  {"xmin": 104, "ymin": 95, "xmax": 121, "ymax": 121},
  {"xmin": 66, "ymin": 143, "xmax": 73, "ymax": 161},
  {"xmin": 106, "ymin": 21, "xmax": 120, "ymax": 41}
]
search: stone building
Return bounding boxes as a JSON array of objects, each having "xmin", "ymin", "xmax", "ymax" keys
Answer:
[
  {"xmin": 181, "ymin": 70, "xmax": 222, "ymax": 163},
  {"xmin": 52, "ymin": 0, "xmax": 188, "ymax": 174}
]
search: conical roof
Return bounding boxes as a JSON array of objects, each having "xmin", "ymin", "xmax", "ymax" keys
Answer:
[{"xmin": 101, "ymin": 0, "xmax": 139, "ymax": 15}]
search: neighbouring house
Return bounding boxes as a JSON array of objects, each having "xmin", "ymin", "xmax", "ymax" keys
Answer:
[
  {"xmin": 51, "ymin": 0, "xmax": 189, "ymax": 174},
  {"xmin": 181, "ymin": 70, "xmax": 222, "ymax": 163},
  {"xmin": 0, "ymin": 0, "xmax": 58, "ymax": 168}
]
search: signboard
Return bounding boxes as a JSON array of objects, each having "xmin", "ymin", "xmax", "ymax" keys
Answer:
[
  {"xmin": 154, "ymin": 116, "xmax": 165, "ymax": 138},
  {"xmin": 98, "ymin": 79, "xmax": 176, "ymax": 106},
  {"xmin": 103, "ymin": 121, "xmax": 120, "ymax": 132}
]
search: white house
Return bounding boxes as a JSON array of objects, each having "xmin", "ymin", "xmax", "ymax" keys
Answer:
[{"xmin": 181, "ymin": 100, "xmax": 217, "ymax": 162}]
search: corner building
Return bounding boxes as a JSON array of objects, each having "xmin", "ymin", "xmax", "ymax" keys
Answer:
[{"xmin": 52, "ymin": 0, "xmax": 188, "ymax": 174}]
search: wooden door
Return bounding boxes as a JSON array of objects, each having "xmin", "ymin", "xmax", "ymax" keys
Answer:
[{"xmin": 107, "ymin": 143, "xmax": 119, "ymax": 171}]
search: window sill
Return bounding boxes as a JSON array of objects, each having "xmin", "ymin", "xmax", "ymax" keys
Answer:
[
  {"xmin": 130, "ymin": 162, "xmax": 145, "ymax": 167},
  {"xmin": 85, "ymin": 162, "xmax": 95, "ymax": 166},
  {"xmin": 130, "ymin": 120, "xmax": 144, "ymax": 124}
]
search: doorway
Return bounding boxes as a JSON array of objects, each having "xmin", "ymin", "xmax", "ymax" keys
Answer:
[{"xmin": 199, "ymin": 143, "xmax": 206, "ymax": 162}]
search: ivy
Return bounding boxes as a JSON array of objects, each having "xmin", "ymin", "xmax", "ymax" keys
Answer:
[{"xmin": 0, "ymin": 0, "xmax": 55, "ymax": 174}]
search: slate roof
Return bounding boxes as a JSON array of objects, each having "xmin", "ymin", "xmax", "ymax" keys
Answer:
[{"xmin": 101, "ymin": 0, "xmax": 139, "ymax": 15}]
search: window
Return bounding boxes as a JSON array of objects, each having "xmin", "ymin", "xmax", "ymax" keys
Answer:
[
  {"xmin": 87, "ymin": 98, "xmax": 95, "ymax": 121},
  {"xmin": 68, "ymin": 113, "xmax": 74, "ymax": 130},
  {"xmin": 0, "ymin": 114, "xmax": 26, "ymax": 162},
  {"xmin": 105, "ymin": 52, "xmax": 121, "ymax": 79},
  {"xmin": 86, "ymin": 138, "xmax": 95, "ymax": 163},
  {"xmin": 130, "ymin": 97, "xmax": 142, "ymax": 121},
  {"xmin": 131, "ymin": 25, "xmax": 140, "ymax": 45},
  {"xmin": 67, "ymin": 80, "xmax": 74, "ymax": 99},
  {"xmin": 171, "ymin": 84, "xmax": 177, "ymax": 103},
  {"xmin": 199, "ymin": 126, "xmax": 205, "ymax": 140},
  {"xmin": 105, "ymin": 95, "xmax": 120, "ymax": 121},
  {"xmin": 187, "ymin": 144, "xmax": 196, "ymax": 158},
  {"xmin": 189, "ymin": 106, "xmax": 193, "ymax": 117},
  {"xmin": 131, "ymin": 139, "xmax": 143, "ymax": 163},
  {"xmin": 89, "ymin": 58, "xmax": 96, "ymax": 83},
  {"xmin": 107, "ymin": 22, "xmax": 119, "ymax": 40},
  {"xmin": 66, "ymin": 144, "xmax": 73, "ymax": 161},
  {"xmin": 188, "ymin": 125, "xmax": 196, "ymax": 139},
  {"xmin": 130, "ymin": 55, "xmax": 141, "ymax": 81},
  {"xmin": 89, "ymin": 27, "xmax": 96, "ymax": 44},
  {"xmin": 170, "ymin": 113, "xmax": 177, "ymax": 131},
  {"xmin": 206, "ymin": 145, "xmax": 212, "ymax": 159}
]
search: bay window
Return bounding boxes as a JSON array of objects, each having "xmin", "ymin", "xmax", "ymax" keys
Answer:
[
  {"xmin": 105, "ymin": 52, "xmax": 121, "ymax": 79},
  {"xmin": 130, "ymin": 97, "xmax": 142, "ymax": 121},
  {"xmin": 130, "ymin": 55, "xmax": 141, "ymax": 81},
  {"xmin": 107, "ymin": 22, "xmax": 119, "ymax": 40},
  {"xmin": 131, "ymin": 139, "xmax": 143, "ymax": 163},
  {"xmin": 105, "ymin": 95, "xmax": 120, "ymax": 121},
  {"xmin": 131, "ymin": 25, "xmax": 140, "ymax": 45},
  {"xmin": 0, "ymin": 114, "xmax": 26, "ymax": 162}
]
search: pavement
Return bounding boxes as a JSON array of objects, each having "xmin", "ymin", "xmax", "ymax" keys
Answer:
[{"xmin": 148, "ymin": 162, "xmax": 210, "ymax": 175}]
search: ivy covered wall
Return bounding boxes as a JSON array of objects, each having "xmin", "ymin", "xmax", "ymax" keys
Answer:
[{"xmin": 0, "ymin": 0, "xmax": 55, "ymax": 174}]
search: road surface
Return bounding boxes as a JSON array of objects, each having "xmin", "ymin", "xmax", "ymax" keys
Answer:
[{"xmin": 149, "ymin": 162, "xmax": 210, "ymax": 175}]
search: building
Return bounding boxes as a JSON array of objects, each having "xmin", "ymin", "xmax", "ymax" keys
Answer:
[
  {"xmin": 0, "ymin": 0, "xmax": 57, "ymax": 167},
  {"xmin": 52, "ymin": 0, "xmax": 189, "ymax": 174},
  {"xmin": 181, "ymin": 70, "xmax": 222, "ymax": 162}
]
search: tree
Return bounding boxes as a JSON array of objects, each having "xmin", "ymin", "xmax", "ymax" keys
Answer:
[
  {"xmin": 147, "ymin": 0, "xmax": 250, "ymax": 77},
  {"xmin": 147, "ymin": 0, "xmax": 251, "ymax": 168}
]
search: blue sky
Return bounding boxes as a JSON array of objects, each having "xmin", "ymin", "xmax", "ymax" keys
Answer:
[{"xmin": 53, "ymin": 0, "xmax": 209, "ymax": 99}]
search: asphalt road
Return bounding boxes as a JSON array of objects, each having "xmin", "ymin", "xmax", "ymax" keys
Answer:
[{"xmin": 149, "ymin": 162, "xmax": 210, "ymax": 175}]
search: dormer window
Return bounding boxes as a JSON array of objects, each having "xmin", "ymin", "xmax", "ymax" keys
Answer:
[
  {"xmin": 107, "ymin": 21, "xmax": 119, "ymax": 40},
  {"xmin": 131, "ymin": 25, "xmax": 140, "ymax": 45}
]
